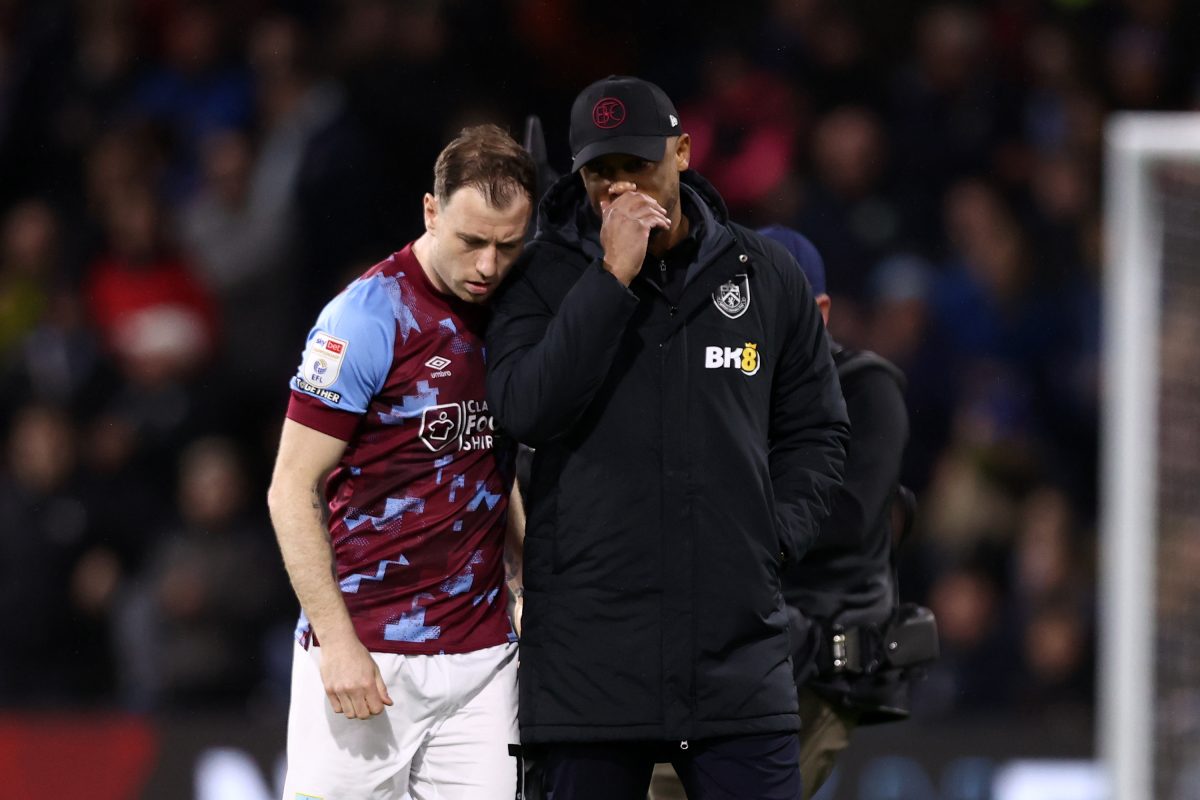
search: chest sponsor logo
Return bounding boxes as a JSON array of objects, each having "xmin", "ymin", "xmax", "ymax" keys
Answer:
[
  {"xmin": 424, "ymin": 355, "xmax": 453, "ymax": 378},
  {"xmin": 418, "ymin": 399, "xmax": 496, "ymax": 452},
  {"xmin": 302, "ymin": 331, "xmax": 348, "ymax": 387},
  {"xmin": 705, "ymin": 342, "xmax": 761, "ymax": 376},
  {"xmin": 712, "ymin": 273, "xmax": 751, "ymax": 319}
]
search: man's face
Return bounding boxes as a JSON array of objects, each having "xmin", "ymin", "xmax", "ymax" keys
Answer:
[
  {"xmin": 423, "ymin": 185, "xmax": 532, "ymax": 303},
  {"xmin": 579, "ymin": 135, "xmax": 690, "ymax": 222}
]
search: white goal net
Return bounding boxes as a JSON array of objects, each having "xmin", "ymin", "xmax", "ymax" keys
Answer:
[{"xmin": 1102, "ymin": 113, "xmax": 1200, "ymax": 800}]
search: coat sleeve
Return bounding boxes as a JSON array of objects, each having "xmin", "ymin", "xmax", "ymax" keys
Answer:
[
  {"xmin": 486, "ymin": 249, "xmax": 641, "ymax": 446},
  {"xmin": 767, "ymin": 246, "xmax": 850, "ymax": 562},
  {"xmin": 819, "ymin": 366, "xmax": 908, "ymax": 553}
]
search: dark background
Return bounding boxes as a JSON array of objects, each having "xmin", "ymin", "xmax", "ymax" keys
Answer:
[{"xmin": 1, "ymin": 0, "xmax": 1196, "ymax": 795}]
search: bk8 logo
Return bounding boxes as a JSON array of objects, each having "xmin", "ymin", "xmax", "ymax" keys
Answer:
[{"xmin": 704, "ymin": 343, "xmax": 761, "ymax": 376}]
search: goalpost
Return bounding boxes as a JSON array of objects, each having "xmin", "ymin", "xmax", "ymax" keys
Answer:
[{"xmin": 1101, "ymin": 113, "xmax": 1200, "ymax": 800}]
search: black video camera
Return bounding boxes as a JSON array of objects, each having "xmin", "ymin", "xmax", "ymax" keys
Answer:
[{"xmin": 829, "ymin": 604, "xmax": 939, "ymax": 676}]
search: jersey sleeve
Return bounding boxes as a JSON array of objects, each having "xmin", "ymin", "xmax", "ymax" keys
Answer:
[{"xmin": 287, "ymin": 274, "xmax": 397, "ymax": 439}]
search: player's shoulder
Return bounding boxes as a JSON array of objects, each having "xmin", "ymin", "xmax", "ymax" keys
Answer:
[
  {"xmin": 318, "ymin": 267, "xmax": 403, "ymax": 335},
  {"xmin": 305, "ymin": 265, "xmax": 407, "ymax": 379}
]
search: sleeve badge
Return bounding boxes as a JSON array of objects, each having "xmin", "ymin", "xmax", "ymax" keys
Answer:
[{"xmin": 302, "ymin": 331, "xmax": 349, "ymax": 387}]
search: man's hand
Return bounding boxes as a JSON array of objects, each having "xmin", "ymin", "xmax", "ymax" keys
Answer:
[
  {"xmin": 599, "ymin": 182, "xmax": 671, "ymax": 286},
  {"xmin": 505, "ymin": 480, "xmax": 526, "ymax": 638},
  {"xmin": 319, "ymin": 636, "xmax": 394, "ymax": 719},
  {"xmin": 507, "ymin": 576, "xmax": 524, "ymax": 638}
]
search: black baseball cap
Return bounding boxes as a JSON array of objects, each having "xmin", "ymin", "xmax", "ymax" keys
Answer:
[{"xmin": 569, "ymin": 76, "xmax": 681, "ymax": 172}]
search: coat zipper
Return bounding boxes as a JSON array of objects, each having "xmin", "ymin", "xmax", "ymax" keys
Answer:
[{"xmin": 660, "ymin": 259, "xmax": 680, "ymax": 316}]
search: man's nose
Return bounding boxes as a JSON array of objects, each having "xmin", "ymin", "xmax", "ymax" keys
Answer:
[
  {"xmin": 607, "ymin": 179, "xmax": 636, "ymax": 197},
  {"xmin": 477, "ymin": 246, "xmax": 498, "ymax": 276}
]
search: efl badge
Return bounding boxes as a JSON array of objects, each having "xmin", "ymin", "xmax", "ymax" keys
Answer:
[
  {"xmin": 303, "ymin": 331, "xmax": 348, "ymax": 387},
  {"xmin": 419, "ymin": 403, "xmax": 463, "ymax": 453},
  {"xmin": 713, "ymin": 274, "xmax": 751, "ymax": 319}
]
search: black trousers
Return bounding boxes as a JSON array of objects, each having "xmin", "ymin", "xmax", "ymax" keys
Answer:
[{"xmin": 523, "ymin": 733, "xmax": 802, "ymax": 800}]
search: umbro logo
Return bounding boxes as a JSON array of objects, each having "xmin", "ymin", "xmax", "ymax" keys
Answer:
[{"xmin": 425, "ymin": 355, "xmax": 452, "ymax": 378}]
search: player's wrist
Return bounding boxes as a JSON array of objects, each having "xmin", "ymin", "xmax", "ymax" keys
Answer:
[{"xmin": 316, "ymin": 622, "xmax": 363, "ymax": 651}]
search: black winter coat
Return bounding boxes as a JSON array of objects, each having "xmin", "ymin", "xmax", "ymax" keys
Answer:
[
  {"xmin": 785, "ymin": 347, "xmax": 913, "ymax": 718},
  {"xmin": 487, "ymin": 170, "xmax": 849, "ymax": 743}
]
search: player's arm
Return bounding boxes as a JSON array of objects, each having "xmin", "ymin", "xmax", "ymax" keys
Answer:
[
  {"xmin": 271, "ymin": 276, "xmax": 397, "ymax": 718},
  {"xmin": 505, "ymin": 482, "xmax": 526, "ymax": 636},
  {"xmin": 267, "ymin": 422, "xmax": 393, "ymax": 721}
]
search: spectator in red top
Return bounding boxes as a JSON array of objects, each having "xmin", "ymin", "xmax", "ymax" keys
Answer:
[
  {"xmin": 85, "ymin": 182, "xmax": 217, "ymax": 387},
  {"xmin": 682, "ymin": 48, "xmax": 804, "ymax": 220}
]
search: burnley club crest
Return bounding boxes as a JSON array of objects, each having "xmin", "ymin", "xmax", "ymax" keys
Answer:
[{"xmin": 713, "ymin": 273, "xmax": 751, "ymax": 319}]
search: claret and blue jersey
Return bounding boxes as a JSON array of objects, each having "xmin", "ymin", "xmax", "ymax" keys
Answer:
[{"xmin": 287, "ymin": 242, "xmax": 514, "ymax": 656}]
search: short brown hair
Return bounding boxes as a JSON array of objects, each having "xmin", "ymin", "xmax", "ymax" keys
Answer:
[{"xmin": 433, "ymin": 124, "xmax": 536, "ymax": 209}]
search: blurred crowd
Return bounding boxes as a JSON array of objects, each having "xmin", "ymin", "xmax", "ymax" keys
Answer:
[{"xmin": 1, "ymin": 0, "xmax": 1196, "ymax": 720}]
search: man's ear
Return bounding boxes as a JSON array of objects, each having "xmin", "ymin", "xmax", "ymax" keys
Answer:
[
  {"xmin": 816, "ymin": 294, "xmax": 832, "ymax": 327},
  {"xmin": 423, "ymin": 193, "xmax": 439, "ymax": 233},
  {"xmin": 674, "ymin": 133, "xmax": 691, "ymax": 172}
]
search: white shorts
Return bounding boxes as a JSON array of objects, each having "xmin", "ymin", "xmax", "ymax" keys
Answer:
[{"xmin": 282, "ymin": 640, "xmax": 518, "ymax": 800}]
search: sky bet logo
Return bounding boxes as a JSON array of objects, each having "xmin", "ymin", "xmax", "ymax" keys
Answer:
[{"xmin": 705, "ymin": 343, "xmax": 761, "ymax": 376}]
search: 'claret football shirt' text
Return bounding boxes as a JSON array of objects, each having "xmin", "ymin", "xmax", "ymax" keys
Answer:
[{"xmin": 286, "ymin": 243, "xmax": 514, "ymax": 655}]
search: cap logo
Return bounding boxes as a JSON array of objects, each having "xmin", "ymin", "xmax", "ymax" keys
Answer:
[
  {"xmin": 669, "ymin": 114, "xmax": 678, "ymax": 127},
  {"xmin": 592, "ymin": 97, "xmax": 626, "ymax": 129}
]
